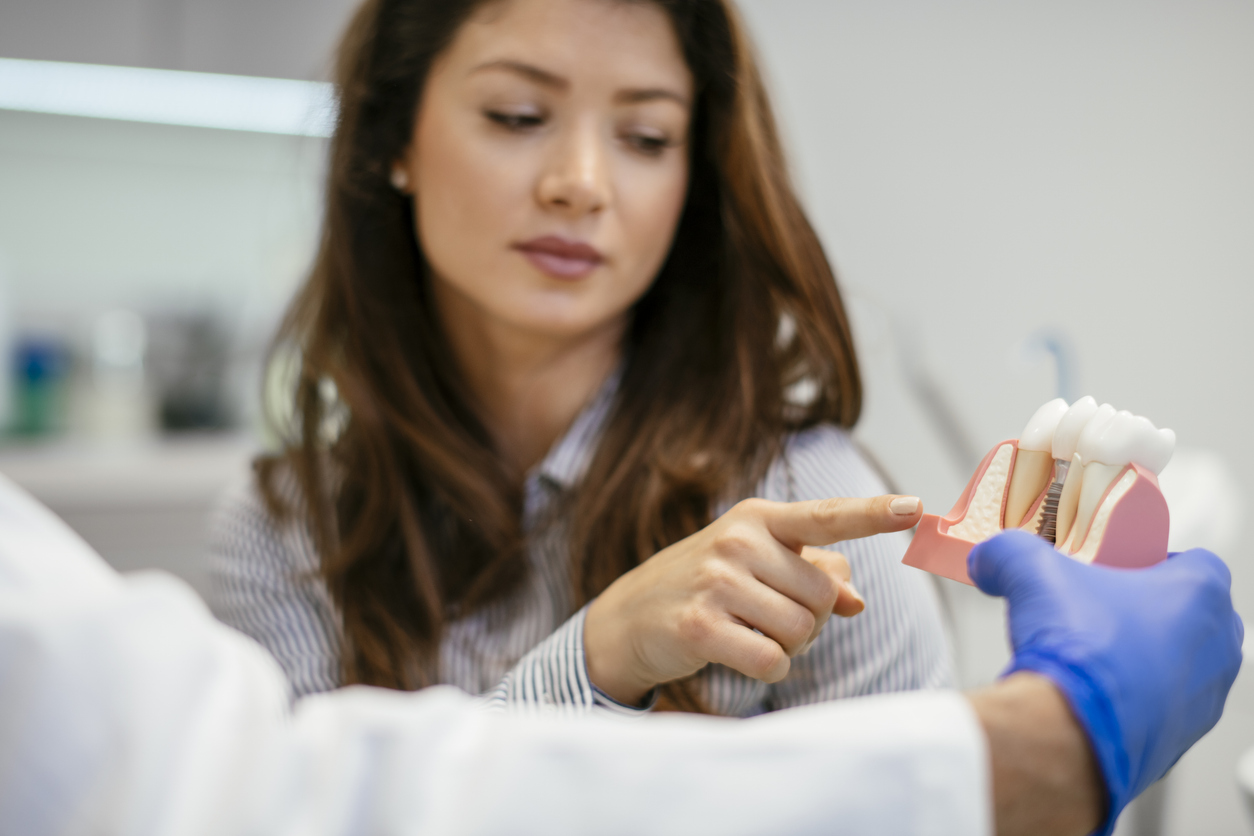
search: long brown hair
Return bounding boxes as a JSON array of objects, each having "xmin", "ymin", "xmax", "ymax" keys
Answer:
[{"xmin": 259, "ymin": 0, "xmax": 862, "ymax": 710}]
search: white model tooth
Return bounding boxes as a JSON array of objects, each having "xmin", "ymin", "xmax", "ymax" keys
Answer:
[
  {"xmin": 1080, "ymin": 408, "xmax": 1176, "ymax": 473},
  {"xmin": 1051, "ymin": 396, "xmax": 1099, "ymax": 463},
  {"xmin": 1005, "ymin": 398, "xmax": 1068, "ymax": 528},
  {"xmin": 1051, "ymin": 397, "xmax": 1101, "ymax": 546},
  {"xmin": 1017, "ymin": 398, "xmax": 1070, "ymax": 452},
  {"xmin": 1069, "ymin": 408, "xmax": 1176, "ymax": 552},
  {"xmin": 1061, "ymin": 403, "xmax": 1117, "ymax": 551}
]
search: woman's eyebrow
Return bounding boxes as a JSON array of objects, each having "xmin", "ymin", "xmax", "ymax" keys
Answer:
[
  {"xmin": 469, "ymin": 59, "xmax": 689, "ymax": 107},
  {"xmin": 614, "ymin": 88, "xmax": 689, "ymax": 107},
  {"xmin": 470, "ymin": 60, "xmax": 567, "ymax": 89}
]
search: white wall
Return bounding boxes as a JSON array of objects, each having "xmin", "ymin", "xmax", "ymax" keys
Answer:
[
  {"xmin": 735, "ymin": 2, "xmax": 1254, "ymax": 833},
  {"xmin": 0, "ymin": 110, "xmax": 324, "ymax": 317}
]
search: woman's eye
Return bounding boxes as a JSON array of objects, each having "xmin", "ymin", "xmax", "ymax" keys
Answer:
[
  {"xmin": 624, "ymin": 132, "xmax": 674, "ymax": 157},
  {"xmin": 485, "ymin": 110, "xmax": 544, "ymax": 131}
]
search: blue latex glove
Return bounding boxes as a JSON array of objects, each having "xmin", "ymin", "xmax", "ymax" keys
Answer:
[{"xmin": 969, "ymin": 530, "xmax": 1243, "ymax": 836}]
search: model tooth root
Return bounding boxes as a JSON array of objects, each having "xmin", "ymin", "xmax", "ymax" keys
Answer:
[
  {"xmin": 1004, "ymin": 449, "xmax": 1054, "ymax": 529},
  {"xmin": 1068, "ymin": 461, "xmax": 1126, "ymax": 554},
  {"xmin": 1071, "ymin": 469, "xmax": 1143, "ymax": 564},
  {"xmin": 1054, "ymin": 453, "xmax": 1084, "ymax": 547}
]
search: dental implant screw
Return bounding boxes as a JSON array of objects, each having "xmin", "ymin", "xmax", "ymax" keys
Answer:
[
  {"xmin": 1036, "ymin": 459, "xmax": 1069, "ymax": 546},
  {"xmin": 1037, "ymin": 481, "xmax": 1063, "ymax": 545}
]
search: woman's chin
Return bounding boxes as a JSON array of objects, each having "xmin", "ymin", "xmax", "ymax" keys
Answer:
[
  {"xmin": 495, "ymin": 305, "xmax": 629, "ymax": 346},
  {"xmin": 469, "ymin": 287, "xmax": 634, "ymax": 344},
  {"xmin": 513, "ymin": 312, "xmax": 626, "ymax": 343}
]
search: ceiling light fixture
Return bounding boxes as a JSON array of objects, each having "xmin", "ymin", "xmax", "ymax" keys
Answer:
[{"xmin": 0, "ymin": 57, "xmax": 336, "ymax": 137}]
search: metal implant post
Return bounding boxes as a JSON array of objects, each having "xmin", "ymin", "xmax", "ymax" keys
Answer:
[{"xmin": 1036, "ymin": 459, "xmax": 1069, "ymax": 545}]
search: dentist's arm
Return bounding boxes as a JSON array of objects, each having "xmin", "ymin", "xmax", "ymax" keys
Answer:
[{"xmin": 970, "ymin": 671, "xmax": 1104, "ymax": 836}]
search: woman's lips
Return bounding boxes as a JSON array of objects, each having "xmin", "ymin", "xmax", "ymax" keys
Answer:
[{"xmin": 514, "ymin": 236, "xmax": 603, "ymax": 280}]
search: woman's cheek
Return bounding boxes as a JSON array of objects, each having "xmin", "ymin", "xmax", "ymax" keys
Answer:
[
  {"xmin": 622, "ymin": 158, "xmax": 689, "ymax": 280},
  {"xmin": 418, "ymin": 142, "xmax": 526, "ymax": 287}
]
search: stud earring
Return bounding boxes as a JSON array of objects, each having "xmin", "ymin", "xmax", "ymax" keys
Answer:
[{"xmin": 390, "ymin": 167, "xmax": 409, "ymax": 192}]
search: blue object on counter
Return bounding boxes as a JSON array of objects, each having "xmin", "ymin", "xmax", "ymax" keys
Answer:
[{"xmin": 10, "ymin": 337, "xmax": 70, "ymax": 436}]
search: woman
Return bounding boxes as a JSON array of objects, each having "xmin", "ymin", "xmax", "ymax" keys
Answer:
[{"xmin": 209, "ymin": 0, "xmax": 951, "ymax": 713}]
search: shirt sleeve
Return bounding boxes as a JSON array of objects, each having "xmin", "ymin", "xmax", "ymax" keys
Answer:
[
  {"xmin": 485, "ymin": 605, "xmax": 658, "ymax": 717},
  {"xmin": 0, "ymin": 470, "xmax": 991, "ymax": 836},
  {"xmin": 762, "ymin": 426, "xmax": 956, "ymax": 711}
]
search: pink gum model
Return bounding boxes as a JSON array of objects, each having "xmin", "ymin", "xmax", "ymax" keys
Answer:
[{"xmin": 902, "ymin": 439, "xmax": 1170, "ymax": 586}]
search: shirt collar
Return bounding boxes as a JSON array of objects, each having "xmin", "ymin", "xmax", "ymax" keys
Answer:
[{"xmin": 530, "ymin": 366, "xmax": 622, "ymax": 491}]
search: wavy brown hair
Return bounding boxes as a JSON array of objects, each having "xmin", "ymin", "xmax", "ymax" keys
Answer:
[{"xmin": 259, "ymin": 0, "xmax": 861, "ymax": 711}]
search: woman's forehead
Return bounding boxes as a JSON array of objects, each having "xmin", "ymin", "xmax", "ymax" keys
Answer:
[{"xmin": 444, "ymin": 0, "xmax": 693, "ymax": 99}]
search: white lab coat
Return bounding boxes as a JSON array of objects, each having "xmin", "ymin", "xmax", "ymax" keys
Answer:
[{"xmin": 0, "ymin": 473, "xmax": 990, "ymax": 835}]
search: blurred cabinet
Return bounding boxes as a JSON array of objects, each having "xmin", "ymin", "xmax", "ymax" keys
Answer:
[
  {"xmin": 0, "ymin": 434, "xmax": 256, "ymax": 600},
  {"xmin": 0, "ymin": 0, "xmax": 360, "ymax": 81}
]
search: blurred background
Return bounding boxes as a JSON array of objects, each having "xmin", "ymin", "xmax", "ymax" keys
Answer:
[{"xmin": 0, "ymin": 0, "xmax": 1250, "ymax": 832}]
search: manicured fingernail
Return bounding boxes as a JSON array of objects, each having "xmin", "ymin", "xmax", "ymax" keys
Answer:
[
  {"xmin": 890, "ymin": 496, "xmax": 920, "ymax": 515},
  {"xmin": 844, "ymin": 580, "xmax": 865, "ymax": 605}
]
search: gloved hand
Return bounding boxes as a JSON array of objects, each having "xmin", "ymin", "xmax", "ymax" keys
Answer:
[{"xmin": 969, "ymin": 530, "xmax": 1243, "ymax": 836}]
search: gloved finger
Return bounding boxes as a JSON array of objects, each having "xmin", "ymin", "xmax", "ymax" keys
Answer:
[
  {"xmin": 1166, "ymin": 549, "xmax": 1242, "ymax": 649},
  {"xmin": 1169, "ymin": 548, "xmax": 1234, "ymax": 591},
  {"xmin": 967, "ymin": 529, "xmax": 1061, "ymax": 599}
]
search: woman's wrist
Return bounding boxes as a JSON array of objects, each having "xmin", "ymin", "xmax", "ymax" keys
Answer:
[
  {"xmin": 968, "ymin": 672, "xmax": 1106, "ymax": 836},
  {"xmin": 583, "ymin": 594, "xmax": 656, "ymax": 706}
]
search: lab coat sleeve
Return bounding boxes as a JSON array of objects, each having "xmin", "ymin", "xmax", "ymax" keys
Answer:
[{"xmin": 0, "ymin": 474, "xmax": 992, "ymax": 836}]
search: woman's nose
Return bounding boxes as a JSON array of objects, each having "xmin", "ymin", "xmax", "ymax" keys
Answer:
[{"xmin": 535, "ymin": 122, "xmax": 610, "ymax": 217}]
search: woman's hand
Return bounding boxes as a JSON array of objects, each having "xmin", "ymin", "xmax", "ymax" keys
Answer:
[{"xmin": 583, "ymin": 495, "xmax": 924, "ymax": 705}]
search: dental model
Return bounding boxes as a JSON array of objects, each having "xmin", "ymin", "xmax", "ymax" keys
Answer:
[{"xmin": 902, "ymin": 397, "xmax": 1174, "ymax": 585}]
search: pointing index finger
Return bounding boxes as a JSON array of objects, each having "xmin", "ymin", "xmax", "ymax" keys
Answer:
[{"xmin": 760, "ymin": 495, "xmax": 922, "ymax": 551}]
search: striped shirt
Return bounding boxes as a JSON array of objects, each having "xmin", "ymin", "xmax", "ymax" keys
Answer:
[{"xmin": 207, "ymin": 379, "xmax": 953, "ymax": 717}]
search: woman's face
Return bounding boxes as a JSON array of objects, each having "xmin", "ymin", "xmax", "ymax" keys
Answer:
[{"xmin": 400, "ymin": 0, "xmax": 693, "ymax": 344}]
